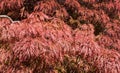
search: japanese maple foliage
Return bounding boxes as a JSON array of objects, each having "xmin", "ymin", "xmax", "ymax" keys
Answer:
[{"xmin": 0, "ymin": 0, "xmax": 120, "ymax": 73}]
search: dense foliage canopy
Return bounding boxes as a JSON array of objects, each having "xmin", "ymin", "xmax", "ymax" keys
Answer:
[{"xmin": 0, "ymin": 0, "xmax": 120, "ymax": 73}]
